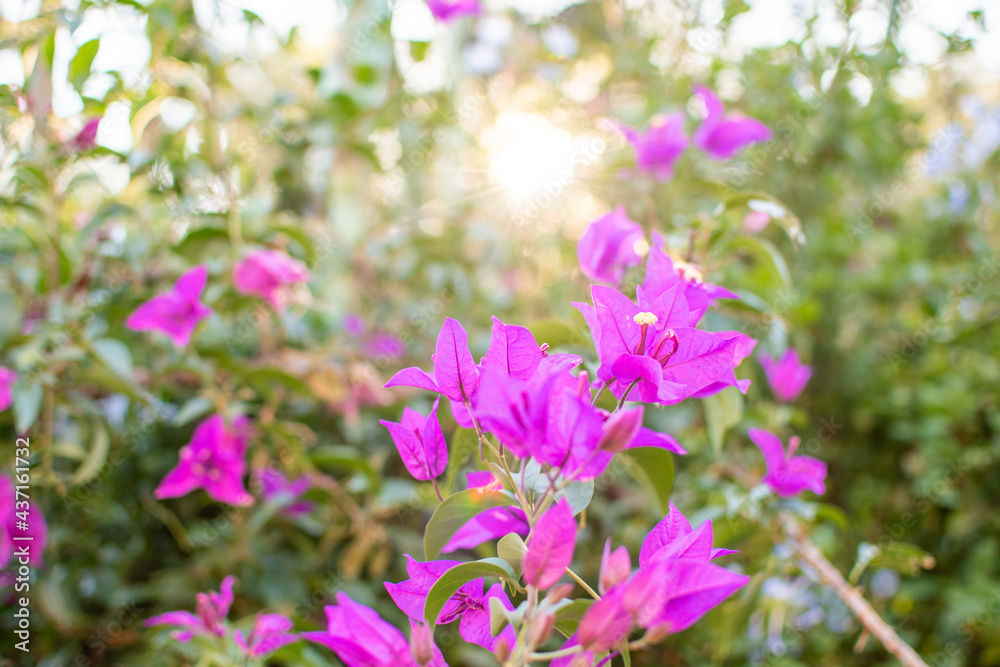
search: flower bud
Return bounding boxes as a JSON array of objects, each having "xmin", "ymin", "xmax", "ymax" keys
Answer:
[
  {"xmin": 544, "ymin": 583, "xmax": 575, "ymax": 606},
  {"xmin": 597, "ymin": 406, "xmax": 644, "ymax": 454},
  {"xmin": 409, "ymin": 621, "xmax": 436, "ymax": 666},
  {"xmin": 494, "ymin": 637, "xmax": 511, "ymax": 663},
  {"xmin": 528, "ymin": 610, "xmax": 556, "ymax": 646},
  {"xmin": 599, "ymin": 539, "xmax": 632, "ymax": 594}
]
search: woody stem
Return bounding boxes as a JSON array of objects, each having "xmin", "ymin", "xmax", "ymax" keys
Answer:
[{"xmin": 784, "ymin": 519, "xmax": 928, "ymax": 667}]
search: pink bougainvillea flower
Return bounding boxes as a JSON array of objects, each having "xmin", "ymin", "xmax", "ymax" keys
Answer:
[
  {"xmin": 144, "ymin": 575, "xmax": 236, "ymax": 642},
  {"xmin": 385, "ymin": 556, "xmax": 517, "ymax": 652},
  {"xmin": 749, "ymin": 428, "xmax": 827, "ymax": 497},
  {"xmin": 575, "ymin": 284, "xmax": 745, "ymax": 405},
  {"xmin": 640, "ymin": 232, "xmax": 739, "ymax": 320},
  {"xmin": 233, "ymin": 249, "xmax": 310, "ymax": 310},
  {"xmin": 126, "ymin": 265, "xmax": 213, "ymax": 347},
  {"xmin": 523, "ymin": 498, "xmax": 577, "ymax": 590},
  {"xmin": 481, "ymin": 316, "xmax": 546, "ymax": 381},
  {"xmin": 426, "ymin": 0, "xmax": 480, "ymax": 22},
  {"xmin": 759, "ymin": 348, "xmax": 812, "ymax": 402},
  {"xmin": 578, "ymin": 586, "xmax": 632, "ymax": 653},
  {"xmin": 617, "ymin": 113, "xmax": 689, "ymax": 180},
  {"xmin": 304, "ymin": 592, "xmax": 448, "ymax": 667},
  {"xmin": 0, "ymin": 474, "xmax": 47, "ymax": 568},
  {"xmin": 380, "ymin": 398, "xmax": 448, "ymax": 482},
  {"xmin": 623, "ymin": 558, "xmax": 749, "ymax": 633},
  {"xmin": 254, "ymin": 468, "xmax": 313, "ymax": 516},
  {"xmin": 0, "ymin": 366, "xmax": 17, "ymax": 413},
  {"xmin": 692, "ymin": 85, "xmax": 772, "ymax": 160},
  {"xmin": 234, "ymin": 613, "xmax": 299, "ymax": 657},
  {"xmin": 577, "ymin": 206, "xmax": 645, "ymax": 285},
  {"xmin": 443, "ymin": 506, "xmax": 529, "ymax": 553},
  {"xmin": 638, "ymin": 502, "xmax": 737, "ymax": 567},
  {"xmin": 70, "ymin": 117, "xmax": 101, "ymax": 151},
  {"xmin": 600, "ymin": 539, "xmax": 632, "ymax": 594},
  {"xmin": 155, "ymin": 415, "xmax": 253, "ymax": 506},
  {"xmin": 386, "ymin": 318, "xmax": 479, "ymax": 403}
]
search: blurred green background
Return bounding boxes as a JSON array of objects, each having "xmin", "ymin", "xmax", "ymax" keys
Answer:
[{"xmin": 1, "ymin": 0, "xmax": 998, "ymax": 665}]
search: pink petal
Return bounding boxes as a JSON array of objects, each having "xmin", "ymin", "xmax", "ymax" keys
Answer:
[{"xmin": 523, "ymin": 499, "xmax": 577, "ymax": 590}]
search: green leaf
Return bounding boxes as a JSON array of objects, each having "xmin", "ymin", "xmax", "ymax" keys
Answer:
[
  {"xmin": 171, "ymin": 397, "xmax": 215, "ymax": 427},
  {"xmin": 497, "ymin": 532, "xmax": 527, "ymax": 579},
  {"xmin": 443, "ymin": 427, "xmax": 479, "ymax": 494},
  {"xmin": 68, "ymin": 39, "xmax": 100, "ymax": 89},
  {"xmin": 92, "ymin": 338, "xmax": 134, "ymax": 379},
  {"xmin": 423, "ymin": 558, "xmax": 518, "ymax": 628},
  {"xmin": 872, "ymin": 541, "xmax": 936, "ymax": 576},
  {"xmin": 703, "ymin": 386, "xmax": 744, "ymax": 456},
  {"xmin": 619, "ymin": 446, "xmax": 675, "ymax": 513},
  {"xmin": 72, "ymin": 419, "xmax": 110, "ymax": 485},
  {"xmin": 527, "ymin": 319, "xmax": 587, "ymax": 349},
  {"xmin": 423, "ymin": 487, "xmax": 516, "ymax": 560},
  {"xmin": 12, "ymin": 381, "xmax": 43, "ymax": 434},
  {"xmin": 552, "ymin": 598, "xmax": 593, "ymax": 637}
]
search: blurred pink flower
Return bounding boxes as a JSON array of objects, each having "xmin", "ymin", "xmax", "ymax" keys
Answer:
[
  {"xmin": 759, "ymin": 348, "xmax": 812, "ymax": 402},
  {"xmin": 254, "ymin": 468, "xmax": 313, "ymax": 516},
  {"xmin": 144, "ymin": 575, "xmax": 236, "ymax": 642},
  {"xmin": 523, "ymin": 499, "xmax": 577, "ymax": 590},
  {"xmin": 427, "ymin": 0, "xmax": 480, "ymax": 22},
  {"xmin": 743, "ymin": 210, "xmax": 771, "ymax": 233},
  {"xmin": 617, "ymin": 113, "xmax": 689, "ymax": 180},
  {"xmin": 692, "ymin": 86, "xmax": 772, "ymax": 160},
  {"xmin": 749, "ymin": 428, "xmax": 827, "ymax": 497},
  {"xmin": 70, "ymin": 117, "xmax": 101, "ymax": 151},
  {"xmin": 577, "ymin": 206, "xmax": 645, "ymax": 285},
  {"xmin": 155, "ymin": 415, "xmax": 253, "ymax": 506},
  {"xmin": 233, "ymin": 249, "xmax": 310, "ymax": 310},
  {"xmin": 234, "ymin": 613, "xmax": 299, "ymax": 657},
  {"xmin": 0, "ymin": 366, "xmax": 17, "ymax": 412},
  {"xmin": 0, "ymin": 475, "xmax": 47, "ymax": 568},
  {"xmin": 126, "ymin": 266, "xmax": 213, "ymax": 347}
]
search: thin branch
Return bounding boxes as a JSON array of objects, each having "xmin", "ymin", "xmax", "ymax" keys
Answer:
[{"xmin": 785, "ymin": 520, "xmax": 928, "ymax": 667}]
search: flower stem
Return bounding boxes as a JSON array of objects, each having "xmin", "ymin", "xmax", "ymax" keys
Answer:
[
  {"xmin": 615, "ymin": 379, "xmax": 641, "ymax": 412},
  {"xmin": 565, "ymin": 566, "xmax": 600, "ymax": 600}
]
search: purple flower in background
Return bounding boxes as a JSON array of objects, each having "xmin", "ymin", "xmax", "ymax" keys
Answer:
[
  {"xmin": 233, "ymin": 249, "xmax": 310, "ymax": 310},
  {"xmin": 1, "ymin": 475, "xmax": 47, "ymax": 568},
  {"xmin": 692, "ymin": 85, "xmax": 772, "ymax": 160},
  {"xmin": 638, "ymin": 502, "xmax": 737, "ymax": 567},
  {"xmin": 380, "ymin": 398, "xmax": 448, "ymax": 482},
  {"xmin": 234, "ymin": 613, "xmax": 299, "ymax": 657},
  {"xmin": 0, "ymin": 366, "xmax": 17, "ymax": 412},
  {"xmin": 386, "ymin": 318, "xmax": 479, "ymax": 403},
  {"xmin": 155, "ymin": 415, "xmax": 253, "ymax": 506},
  {"xmin": 304, "ymin": 592, "xmax": 448, "ymax": 666},
  {"xmin": 144, "ymin": 576, "xmax": 236, "ymax": 642},
  {"xmin": 744, "ymin": 210, "xmax": 771, "ymax": 233},
  {"xmin": 427, "ymin": 0, "xmax": 480, "ymax": 22},
  {"xmin": 617, "ymin": 113, "xmax": 689, "ymax": 180},
  {"xmin": 759, "ymin": 348, "xmax": 812, "ymax": 402},
  {"xmin": 750, "ymin": 428, "xmax": 827, "ymax": 497},
  {"xmin": 523, "ymin": 499, "xmax": 577, "ymax": 590},
  {"xmin": 577, "ymin": 207, "xmax": 645, "ymax": 285},
  {"xmin": 126, "ymin": 265, "xmax": 213, "ymax": 347},
  {"xmin": 385, "ymin": 557, "xmax": 517, "ymax": 652},
  {"xmin": 70, "ymin": 117, "xmax": 101, "ymax": 151},
  {"xmin": 254, "ymin": 469, "xmax": 313, "ymax": 516}
]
